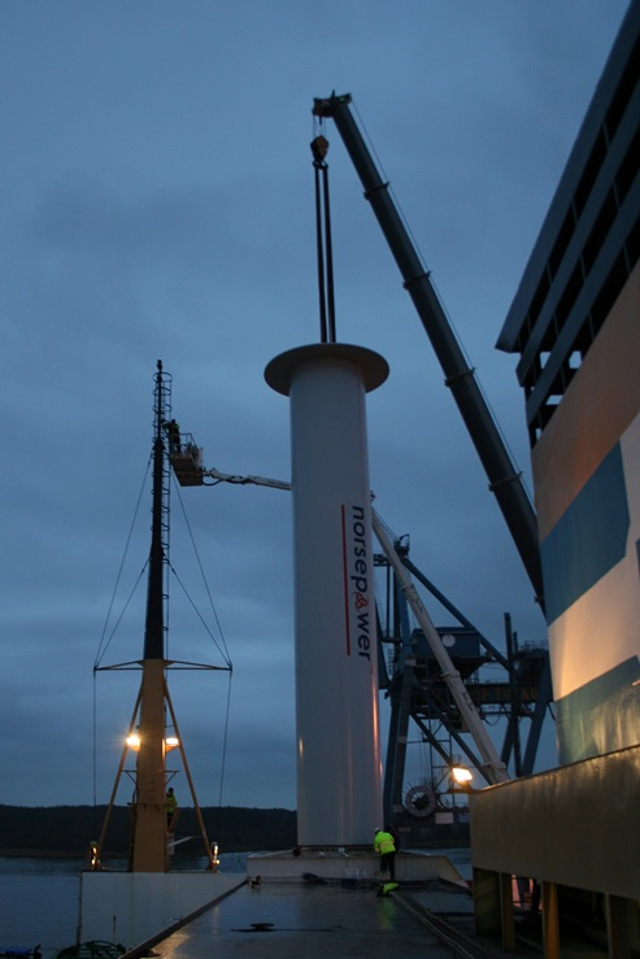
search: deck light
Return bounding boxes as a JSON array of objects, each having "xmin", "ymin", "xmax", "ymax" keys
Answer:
[{"xmin": 450, "ymin": 766, "xmax": 474, "ymax": 790}]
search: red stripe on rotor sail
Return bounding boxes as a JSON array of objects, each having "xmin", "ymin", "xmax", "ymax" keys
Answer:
[{"xmin": 341, "ymin": 504, "xmax": 351, "ymax": 656}]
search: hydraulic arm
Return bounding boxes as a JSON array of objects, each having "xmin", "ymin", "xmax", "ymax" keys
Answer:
[{"xmin": 312, "ymin": 93, "xmax": 544, "ymax": 612}]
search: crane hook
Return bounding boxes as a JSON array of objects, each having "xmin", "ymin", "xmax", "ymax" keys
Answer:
[{"xmin": 310, "ymin": 134, "xmax": 329, "ymax": 166}]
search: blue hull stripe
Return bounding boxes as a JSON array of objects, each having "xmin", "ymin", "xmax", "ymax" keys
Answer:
[{"xmin": 541, "ymin": 442, "xmax": 630, "ymax": 623}]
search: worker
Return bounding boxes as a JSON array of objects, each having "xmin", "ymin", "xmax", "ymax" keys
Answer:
[
  {"xmin": 374, "ymin": 826, "xmax": 396, "ymax": 881},
  {"xmin": 166, "ymin": 786, "xmax": 177, "ymax": 831},
  {"xmin": 163, "ymin": 418, "xmax": 180, "ymax": 454}
]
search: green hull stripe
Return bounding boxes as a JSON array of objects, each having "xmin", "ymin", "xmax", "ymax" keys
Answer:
[{"xmin": 556, "ymin": 657, "xmax": 640, "ymax": 763}]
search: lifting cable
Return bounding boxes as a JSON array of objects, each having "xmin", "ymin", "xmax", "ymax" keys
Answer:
[{"xmin": 311, "ymin": 132, "xmax": 336, "ymax": 343}]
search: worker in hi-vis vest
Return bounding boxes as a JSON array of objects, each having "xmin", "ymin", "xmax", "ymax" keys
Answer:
[{"xmin": 374, "ymin": 827, "xmax": 396, "ymax": 881}]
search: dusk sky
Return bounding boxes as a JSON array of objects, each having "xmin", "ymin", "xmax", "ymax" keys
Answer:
[{"xmin": 1, "ymin": 2, "xmax": 630, "ymax": 813}]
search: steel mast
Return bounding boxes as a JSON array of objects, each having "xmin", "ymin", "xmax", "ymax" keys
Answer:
[{"xmin": 130, "ymin": 359, "xmax": 172, "ymax": 871}]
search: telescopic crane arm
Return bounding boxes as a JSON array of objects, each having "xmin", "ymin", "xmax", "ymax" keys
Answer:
[{"xmin": 312, "ymin": 93, "xmax": 544, "ymax": 613}]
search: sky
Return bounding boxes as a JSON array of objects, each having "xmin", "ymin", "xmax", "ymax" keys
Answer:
[{"xmin": 0, "ymin": 1, "xmax": 631, "ymax": 813}]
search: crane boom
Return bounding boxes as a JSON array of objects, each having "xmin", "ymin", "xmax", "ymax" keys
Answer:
[{"xmin": 312, "ymin": 93, "xmax": 544, "ymax": 612}]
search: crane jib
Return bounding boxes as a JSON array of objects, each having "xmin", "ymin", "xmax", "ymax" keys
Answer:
[{"xmin": 312, "ymin": 92, "xmax": 545, "ymax": 614}]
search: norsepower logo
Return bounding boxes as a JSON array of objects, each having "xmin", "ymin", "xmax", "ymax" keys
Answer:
[{"xmin": 342, "ymin": 503, "xmax": 372, "ymax": 661}]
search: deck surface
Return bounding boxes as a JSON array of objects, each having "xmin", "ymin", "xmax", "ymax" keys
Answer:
[{"xmin": 153, "ymin": 880, "xmax": 461, "ymax": 958}]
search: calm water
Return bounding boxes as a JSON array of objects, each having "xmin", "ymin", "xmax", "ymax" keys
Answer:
[
  {"xmin": 0, "ymin": 857, "xmax": 84, "ymax": 956},
  {"xmin": 0, "ymin": 853, "xmax": 249, "ymax": 958}
]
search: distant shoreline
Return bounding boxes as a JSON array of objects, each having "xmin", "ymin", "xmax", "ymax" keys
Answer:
[
  {"xmin": 0, "ymin": 849, "xmax": 87, "ymax": 859},
  {"xmin": 0, "ymin": 804, "xmax": 297, "ymax": 860}
]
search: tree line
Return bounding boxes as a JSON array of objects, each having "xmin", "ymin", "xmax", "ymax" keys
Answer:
[{"xmin": 0, "ymin": 805, "xmax": 297, "ymax": 859}]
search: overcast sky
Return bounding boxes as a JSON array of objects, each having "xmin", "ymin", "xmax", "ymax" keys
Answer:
[{"xmin": 1, "ymin": 2, "xmax": 630, "ymax": 813}]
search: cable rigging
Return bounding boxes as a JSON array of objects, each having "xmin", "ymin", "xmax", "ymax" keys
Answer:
[
  {"xmin": 94, "ymin": 453, "xmax": 152, "ymax": 668},
  {"xmin": 172, "ymin": 479, "xmax": 232, "ymax": 668}
]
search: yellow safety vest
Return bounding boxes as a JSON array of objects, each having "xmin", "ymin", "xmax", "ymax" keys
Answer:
[{"xmin": 374, "ymin": 830, "xmax": 395, "ymax": 855}]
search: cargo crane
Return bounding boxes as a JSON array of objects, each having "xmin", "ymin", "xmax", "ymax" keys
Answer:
[{"xmin": 374, "ymin": 537, "xmax": 551, "ymax": 840}]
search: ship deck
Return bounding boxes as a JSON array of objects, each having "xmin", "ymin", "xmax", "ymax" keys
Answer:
[
  {"xmin": 120, "ymin": 876, "xmax": 610, "ymax": 959},
  {"xmin": 138, "ymin": 880, "xmax": 472, "ymax": 958}
]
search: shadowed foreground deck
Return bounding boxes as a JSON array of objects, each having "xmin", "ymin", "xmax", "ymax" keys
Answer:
[{"xmin": 147, "ymin": 881, "xmax": 466, "ymax": 958}]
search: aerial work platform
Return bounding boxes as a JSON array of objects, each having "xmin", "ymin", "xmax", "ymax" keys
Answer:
[{"xmin": 168, "ymin": 433, "xmax": 204, "ymax": 486}]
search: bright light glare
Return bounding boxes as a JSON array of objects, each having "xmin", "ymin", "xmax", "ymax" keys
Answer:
[
  {"xmin": 451, "ymin": 766, "xmax": 473, "ymax": 785},
  {"xmin": 126, "ymin": 733, "xmax": 141, "ymax": 750},
  {"xmin": 165, "ymin": 736, "xmax": 180, "ymax": 750},
  {"xmin": 211, "ymin": 841, "xmax": 220, "ymax": 868},
  {"xmin": 89, "ymin": 841, "xmax": 100, "ymax": 870}
]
